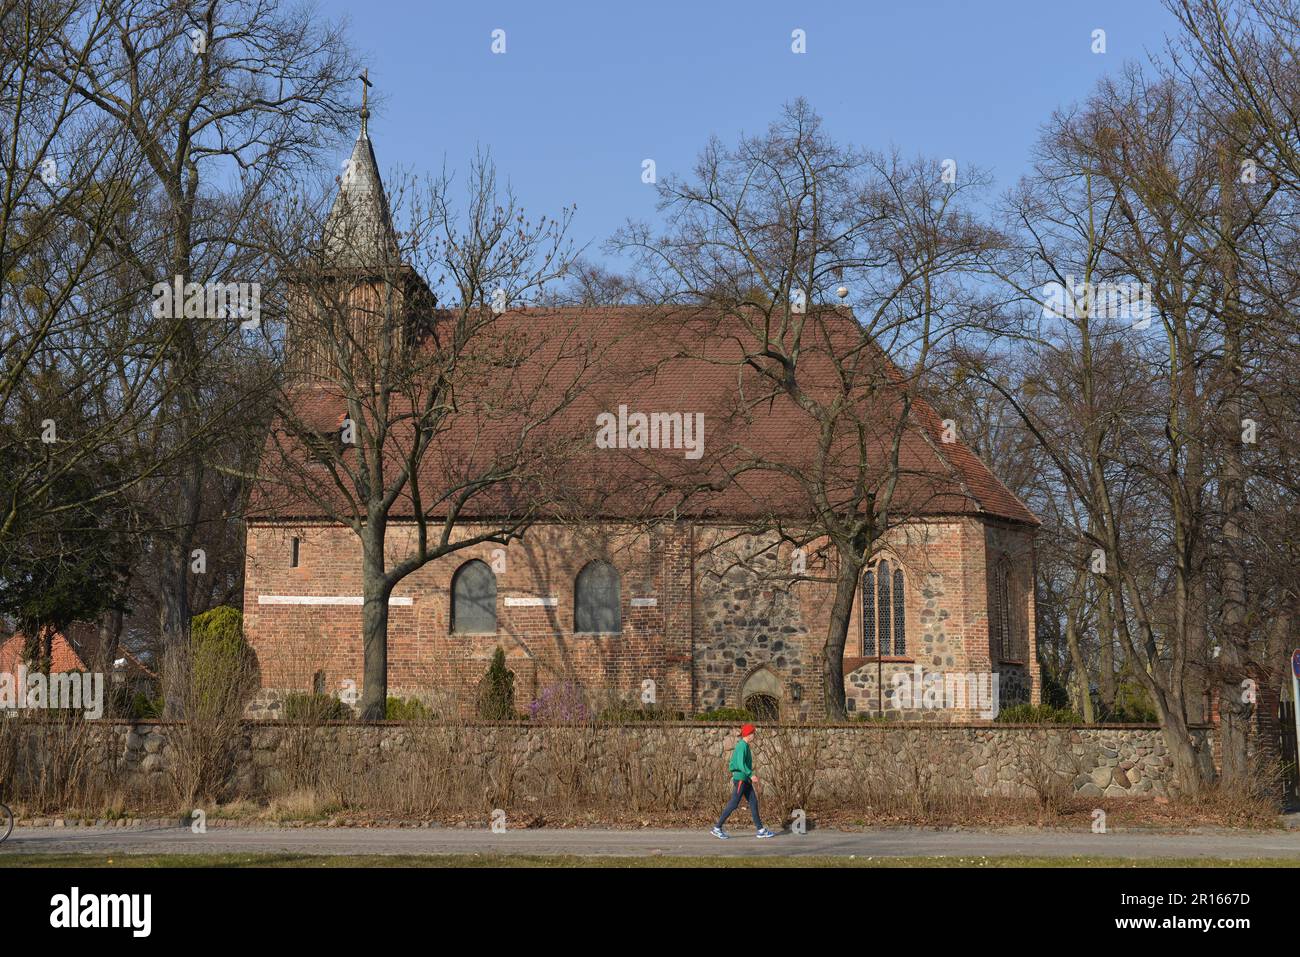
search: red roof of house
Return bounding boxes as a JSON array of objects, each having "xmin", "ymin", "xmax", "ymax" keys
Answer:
[
  {"xmin": 252, "ymin": 306, "xmax": 1037, "ymax": 528},
  {"xmin": 0, "ymin": 622, "xmax": 155, "ymax": 678}
]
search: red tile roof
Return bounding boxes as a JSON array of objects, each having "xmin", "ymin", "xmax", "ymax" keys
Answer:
[
  {"xmin": 252, "ymin": 306, "xmax": 1037, "ymax": 527},
  {"xmin": 0, "ymin": 622, "xmax": 155, "ymax": 678}
]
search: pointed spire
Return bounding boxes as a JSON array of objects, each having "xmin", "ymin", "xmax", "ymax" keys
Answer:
[{"xmin": 321, "ymin": 70, "xmax": 397, "ymax": 270}]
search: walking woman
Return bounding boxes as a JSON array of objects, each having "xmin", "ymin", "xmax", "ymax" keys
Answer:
[{"xmin": 712, "ymin": 723, "xmax": 775, "ymax": 839}]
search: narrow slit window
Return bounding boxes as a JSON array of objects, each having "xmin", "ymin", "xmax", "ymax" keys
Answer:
[
  {"xmin": 994, "ymin": 558, "xmax": 1012, "ymax": 660},
  {"xmin": 291, "ymin": 537, "xmax": 301, "ymax": 568}
]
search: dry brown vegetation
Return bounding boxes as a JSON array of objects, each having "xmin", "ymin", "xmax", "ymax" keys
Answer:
[{"xmin": 1, "ymin": 713, "xmax": 1284, "ymax": 832}]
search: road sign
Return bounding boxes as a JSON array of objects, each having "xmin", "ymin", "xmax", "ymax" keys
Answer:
[{"xmin": 1292, "ymin": 649, "xmax": 1300, "ymax": 679}]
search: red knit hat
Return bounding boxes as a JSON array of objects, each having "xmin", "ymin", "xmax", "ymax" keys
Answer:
[{"xmin": 740, "ymin": 723, "xmax": 755, "ymax": 737}]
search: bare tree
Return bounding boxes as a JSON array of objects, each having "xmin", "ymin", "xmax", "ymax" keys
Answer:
[
  {"xmin": 255, "ymin": 141, "xmax": 594, "ymax": 718},
  {"xmin": 1168, "ymin": 0, "xmax": 1300, "ymax": 787},
  {"xmin": 1, "ymin": 0, "xmax": 163, "ymax": 552},
  {"xmin": 990, "ymin": 59, "xmax": 1293, "ymax": 792},
  {"xmin": 613, "ymin": 101, "xmax": 1010, "ymax": 717},
  {"xmin": 37, "ymin": 0, "xmax": 359, "ymax": 712}
]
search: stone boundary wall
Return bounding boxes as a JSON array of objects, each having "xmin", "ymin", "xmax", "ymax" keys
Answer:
[{"xmin": 33, "ymin": 721, "xmax": 1209, "ymax": 801}]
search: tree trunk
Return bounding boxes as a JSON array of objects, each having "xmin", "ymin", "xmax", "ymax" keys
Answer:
[
  {"xmin": 158, "ymin": 195, "xmax": 202, "ymax": 718},
  {"xmin": 360, "ymin": 534, "xmax": 391, "ymax": 720},
  {"xmin": 822, "ymin": 553, "xmax": 862, "ymax": 721},
  {"xmin": 159, "ymin": 539, "xmax": 192, "ymax": 718},
  {"xmin": 1110, "ymin": 567, "xmax": 1214, "ymax": 795},
  {"xmin": 1159, "ymin": 702, "xmax": 1209, "ymax": 797},
  {"xmin": 92, "ymin": 606, "xmax": 125, "ymax": 717},
  {"xmin": 1214, "ymin": 143, "xmax": 1252, "ymax": 788},
  {"xmin": 1065, "ymin": 585, "xmax": 1094, "ymax": 722},
  {"xmin": 96, "ymin": 607, "xmax": 124, "ymax": 670},
  {"xmin": 1096, "ymin": 578, "xmax": 1116, "ymax": 712}
]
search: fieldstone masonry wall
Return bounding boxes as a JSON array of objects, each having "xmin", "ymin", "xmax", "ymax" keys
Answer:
[
  {"xmin": 693, "ymin": 536, "xmax": 816, "ymax": 720},
  {"xmin": 75, "ymin": 721, "xmax": 1206, "ymax": 801}
]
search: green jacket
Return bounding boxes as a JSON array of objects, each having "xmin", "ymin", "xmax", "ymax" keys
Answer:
[{"xmin": 729, "ymin": 739, "xmax": 753, "ymax": 782}]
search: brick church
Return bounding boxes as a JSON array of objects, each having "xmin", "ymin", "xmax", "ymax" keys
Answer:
[{"xmin": 241, "ymin": 114, "xmax": 1040, "ymax": 722}]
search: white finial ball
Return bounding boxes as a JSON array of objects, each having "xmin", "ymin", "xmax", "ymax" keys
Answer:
[{"xmin": 836, "ymin": 285, "xmax": 849, "ymax": 299}]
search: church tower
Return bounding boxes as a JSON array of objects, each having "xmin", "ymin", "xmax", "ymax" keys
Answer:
[{"xmin": 286, "ymin": 72, "xmax": 434, "ymax": 381}]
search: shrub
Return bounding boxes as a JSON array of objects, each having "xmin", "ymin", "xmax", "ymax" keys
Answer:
[
  {"xmin": 477, "ymin": 648, "xmax": 516, "ymax": 719},
  {"xmin": 164, "ymin": 606, "xmax": 257, "ymax": 807},
  {"xmin": 281, "ymin": 693, "xmax": 351, "ymax": 722},
  {"xmin": 385, "ymin": 696, "xmax": 432, "ymax": 720},
  {"xmin": 189, "ymin": 605, "xmax": 255, "ymax": 706},
  {"xmin": 1102, "ymin": 681, "xmax": 1159, "ymax": 723},
  {"xmin": 995, "ymin": 703, "xmax": 1081, "ymax": 725},
  {"xmin": 529, "ymin": 681, "xmax": 589, "ymax": 723},
  {"xmin": 191, "ymin": 604, "xmax": 245, "ymax": 653},
  {"xmin": 1103, "ymin": 703, "xmax": 1160, "ymax": 723},
  {"xmin": 1039, "ymin": 667, "xmax": 1071, "ymax": 710},
  {"xmin": 694, "ymin": 707, "xmax": 753, "ymax": 722},
  {"xmin": 764, "ymin": 725, "xmax": 822, "ymax": 827},
  {"xmin": 113, "ymin": 689, "xmax": 162, "ymax": 720}
]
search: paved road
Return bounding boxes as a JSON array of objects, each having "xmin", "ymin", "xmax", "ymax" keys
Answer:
[{"xmin": 3, "ymin": 826, "xmax": 1300, "ymax": 860}]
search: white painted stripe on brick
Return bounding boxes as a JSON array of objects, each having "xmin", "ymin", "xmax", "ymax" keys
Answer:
[
  {"xmin": 504, "ymin": 596, "xmax": 557, "ymax": 607},
  {"xmin": 258, "ymin": 595, "xmax": 414, "ymax": 606},
  {"xmin": 630, "ymin": 597, "xmax": 658, "ymax": 607}
]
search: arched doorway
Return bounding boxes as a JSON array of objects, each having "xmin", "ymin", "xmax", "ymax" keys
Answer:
[
  {"xmin": 745, "ymin": 693, "xmax": 780, "ymax": 720},
  {"xmin": 741, "ymin": 668, "xmax": 783, "ymax": 720}
]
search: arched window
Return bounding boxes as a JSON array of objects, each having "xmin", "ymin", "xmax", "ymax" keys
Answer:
[
  {"xmin": 451, "ymin": 559, "xmax": 497, "ymax": 634},
  {"xmin": 862, "ymin": 559, "xmax": 906, "ymax": 656},
  {"xmin": 574, "ymin": 560, "xmax": 621, "ymax": 634},
  {"xmin": 992, "ymin": 556, "xmax": 1013, "ymax": 660}
]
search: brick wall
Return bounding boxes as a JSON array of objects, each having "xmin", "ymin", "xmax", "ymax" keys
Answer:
[
  {"xmin": 245, "ymin": 521, "xmax": 673, "ymax": 715},
  {"xmin": 243, "ymin": 516, "xmax": 1038, "ymax": 720}
]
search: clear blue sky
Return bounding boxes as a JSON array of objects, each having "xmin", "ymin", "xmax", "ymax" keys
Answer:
[{"xmin": 317, "ymin": 0, "xmax": 1181, "ymax": 260}]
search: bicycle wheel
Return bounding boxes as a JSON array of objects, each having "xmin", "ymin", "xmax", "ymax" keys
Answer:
[{"xmin": 0, "ymin": 804, "xmax": 12, "ymax": 844}]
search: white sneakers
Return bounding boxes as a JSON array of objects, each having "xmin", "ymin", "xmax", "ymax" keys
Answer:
[{"xmin": 712, "ymin": 826, "xmax": 777, "ymax": 839}]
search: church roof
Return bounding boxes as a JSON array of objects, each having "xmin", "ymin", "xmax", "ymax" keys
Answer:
[{"xmin": 256, "ymin": 304, "xmax": 1038, "ymax": 528}]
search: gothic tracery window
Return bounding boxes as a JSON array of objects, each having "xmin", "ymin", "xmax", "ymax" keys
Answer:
[{"xmin": 862, "ymin": 560, "xmax": 906, "ymax": 657}]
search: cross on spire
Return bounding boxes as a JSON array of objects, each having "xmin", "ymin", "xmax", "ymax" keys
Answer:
[{"xmin": 359, "ymin": 69, "xmax": 372, "ymax": 135}]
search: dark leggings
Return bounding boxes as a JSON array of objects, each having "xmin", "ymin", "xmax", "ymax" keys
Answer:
[{"xmin": 716, "ymin": 778, "xmax": 762, "ymax": 829}]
